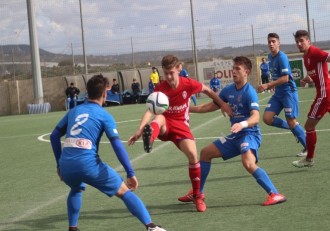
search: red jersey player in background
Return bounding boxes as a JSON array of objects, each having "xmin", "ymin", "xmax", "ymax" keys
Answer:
[
  {"xmin": 292, "ymin": 30, "xmax": 330, "ymax": 168},
  {"xmin": 128, "ymin": 55, "xmax": 232, "ymax": 212}
]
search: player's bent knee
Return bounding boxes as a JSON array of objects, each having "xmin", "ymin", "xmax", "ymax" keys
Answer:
[
  {"xmin": 200, "ymin": 149, "xmax": 219, "ymax": 162},
  {"xmin": 263, "ymin": 117, "xmax": 272, "ymax": 125},
  {"xmin": 116, "ymin": 182, "xmax": 129, "ymax": 198}
]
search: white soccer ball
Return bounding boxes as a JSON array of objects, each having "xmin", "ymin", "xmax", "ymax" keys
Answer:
[{"xmin": 146, "ymin": 91, "xmax": 169, "ymax": 115}]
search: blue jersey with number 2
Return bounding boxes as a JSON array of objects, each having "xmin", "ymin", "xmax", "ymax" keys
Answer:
[{"xmin": 56, "ymin": 102, "xmax": 119, "ymax": 170}]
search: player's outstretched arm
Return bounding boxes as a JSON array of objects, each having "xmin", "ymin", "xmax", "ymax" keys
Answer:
[
  {"xmin": 201, "ymin": 84, "xmax": 233, "ymax": 117},
  {"xmin": 257, "ymin": 74, "xmax": 289, "ymax": 93},
  {"xmin": 190, "ymin": 102, "xmax": 218, "ymax": 113},
  {"xmin": 111, "ymin": 137, "xmax": 136, "ymax": 180}
]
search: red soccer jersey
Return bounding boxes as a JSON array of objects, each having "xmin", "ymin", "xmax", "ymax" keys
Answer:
[
  {"xmin": 155, "ymin": 77, "xmax": 202, "ymax": 123},
  {"xmin": 303, "ymin": 46, "xmax": 330, "ymax": 99}
]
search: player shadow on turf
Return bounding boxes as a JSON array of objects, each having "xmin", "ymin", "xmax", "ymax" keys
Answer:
[{"xmin": 138, "ymin": 168, "xmax": 305, "ymax": 189}]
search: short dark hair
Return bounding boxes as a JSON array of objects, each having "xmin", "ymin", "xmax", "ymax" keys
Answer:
[
  {"xmin": 113, "ymin": 78, "xmax": 117, "ymax": 81},
  {"xmin": 161, "ymin": 55, "xmax": 181, "ymax": 70},
  {"xmin": 87, "ymin": 74, "xmax": 108, "ymax": 100},
  {"xmin": 233, "ymin": 56, "xmax": 252, "ymax": 71},
  {"xmin": 268, "ymin": 33, "xmax": 280, "ymax": 40},
  {"xmin": 294, "ymin": 30, "xmax": 310, "ymax": 39},
  {"xmin": 70, "ymin": 82, "xmax": 74, "ymax": 86}
]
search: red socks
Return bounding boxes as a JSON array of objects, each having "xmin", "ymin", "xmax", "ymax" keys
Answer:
[
  {"xmin": 150, "ymin": 121, "xmax": 160, "ymax": 143},
  {"xmin": 189, "ymin": 162, "xmax": 201, "ymax": 197},
  {"xmin": 306, "ymin": 129, "xmax": 317, "ymax": 159}
]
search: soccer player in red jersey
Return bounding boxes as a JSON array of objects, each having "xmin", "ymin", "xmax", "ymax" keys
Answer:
[
  {"xmin": 292, "ymin": 30, "xmax": 330, "ymax": 168},
  {"xmin": 128, "ymin": 55, "xmax": 232, "ymax": 212}
]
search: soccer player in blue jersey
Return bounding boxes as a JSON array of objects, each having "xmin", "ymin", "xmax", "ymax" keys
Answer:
[
  {"xmin": 50, "ymin": 74, "xmax": 166, "ymax": 231},
  {"xmin": 257, "ymin": 33, "xmax": 306, "ymax": 157},
  {"xmin": 179, "ymin": 56, "xmax": 286, "ymax": 206},
  {"xmin": 260, "ymin": 57, "xmax": 270, "ymax": 93},
  {"xmin": 210, "ymin": 72, "xmax": 221, "ymax": 93}
]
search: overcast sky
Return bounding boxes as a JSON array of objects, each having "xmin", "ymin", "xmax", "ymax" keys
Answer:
[{"xmin": 1, "ymin": 0, "xmax": 330, "ymax": 55}]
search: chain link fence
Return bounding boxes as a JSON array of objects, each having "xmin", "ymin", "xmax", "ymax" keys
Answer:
[{"xmin": 0, "ymin": 0, "xmax": 329, "ymax": 114}]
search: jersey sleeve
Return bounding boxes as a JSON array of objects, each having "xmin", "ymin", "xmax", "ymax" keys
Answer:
[
  {"xmin": 247, "ymin": 87, "xmax": 260, "ymax": 111},
  {"xmin": 189, "ymin": 78, "xmax": 203, "ymax": 94},
  {"xmin": 311, "ymin": 47, "xmax": 329, "ymax": 62},
  {"xmin": 278, "ymin": 53, "xmax": 291, "ymax": 76},
  {"xmin": 103, "ymin": 112, "xmax": 120, "ymax": 139}
]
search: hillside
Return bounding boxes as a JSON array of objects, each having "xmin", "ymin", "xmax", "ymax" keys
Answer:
[{"xmin": 1, "ymin": 41, "xmax": 330, "ymax": 65}]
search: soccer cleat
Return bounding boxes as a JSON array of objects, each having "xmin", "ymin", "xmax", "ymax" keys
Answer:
[
  {"xmin": 292, "ymin": 158, "xmax": 314, "ymax": 168},
  {"xmin": 263, "ymin": 193, "xmax": 286, "ymax": 206},
  {"xmin": 193, "ymin": 195, "xmax": 207, "ymax": 212},
  {"xmin": 68, "ymin": 227, "xmax": 80, "ymax": 231},
  {"xmin": 143, "ymin": 124, "xmax": 153, "ymax": 153},
  {"xmin": 147, "ymin": 226, "xmax": 167, "ymax": 231},
  {"xmin": 178, "ymin": 189, "xmax": 205, "ymax": 202},
  {"xmin": 296, "ymin": 148, "xmax": 307, "ymax": 157}
]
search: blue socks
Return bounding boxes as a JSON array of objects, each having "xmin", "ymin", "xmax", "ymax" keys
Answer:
[
  {"xmin": 271, "ymin": 118, "xmax": 306, "ymax": 148},
  {"xmin": 67, "ymin": 190, "xmax": 82, "ymax": 227},
  {"xmin": 121, "ymin": 190, "xmax": 152, "ymax": 225},
  {"xmin": 201, "ymin": 162, "xmax": 280, "ymax": 196},
  {"xmin": 200, "ymin": 161, "xmax": 211, "ymax": 193},
  {"xmin": 271, "ymin": 117, "xmax": 290, "ymax": 129},
  {"xmin": 291, "ymin": 123, "xmax": 306, "ymax": 148},
  {"xmin": 67, "ymin": 189, "xmax": 152, "ymax": 228},
  {"xmin": 252, "ymin": 167, "xmax": 278, "ymax": 194}
]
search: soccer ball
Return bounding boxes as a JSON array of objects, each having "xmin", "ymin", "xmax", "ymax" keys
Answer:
[{"xmin": 146, "ymin": 91, "xmax": 169, "ymax": 115}]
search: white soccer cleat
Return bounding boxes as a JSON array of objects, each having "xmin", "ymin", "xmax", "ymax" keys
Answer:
[
  {"xmin": 296, "ymin": 148, "xmax": 307, "ymax": 157},
  {"xmin": 147, "ymin": 226, "xmax": 167, "ymax": 231},
  {"xmin": 292, "ymin": 158, "xmax": 314, "ymax": 168}
]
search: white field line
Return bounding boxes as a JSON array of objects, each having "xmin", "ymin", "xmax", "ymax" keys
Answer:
[
  {"xmin": 0, "ymin": 115, "xmax": 223, "ymax": 229},
  {"xmin": 0, "ymin": 97, "xmax": 318, "ymax": 228}
]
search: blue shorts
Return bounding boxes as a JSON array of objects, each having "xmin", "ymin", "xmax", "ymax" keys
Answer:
[
  {"xmin": 213, "ymin": 132, "xmax": 261, "ymax": 161},
  {"xmin": 59, "ymin": 158, "xmax": 123, "ymax": 197},
  {"xmin": 265, "ymin": 92, "xmax": 299, "ymax": 118}
]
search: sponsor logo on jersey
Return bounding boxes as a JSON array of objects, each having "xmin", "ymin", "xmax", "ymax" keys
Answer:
[
  {"xmin": 281, "ymin": 68, "xmax": 289, "ymax": 72},
  {"xmin": 64, "ymin": 138, "xmax": 92, "ymax": 150},
  {"xmin": 113, "ymin": 129, "xmax": 118, "ymax": 134},
  {"xmin": 167, "ymin": 103, "xmax": 188, "ymax": 114}
]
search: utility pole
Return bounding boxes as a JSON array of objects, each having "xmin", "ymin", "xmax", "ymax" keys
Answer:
[
  {"xmin": 189, "ymin": 0, "xmax": 199, "ymax": 81},
  {"xmin": 305, "ymin": 0, "xmax": 311, "ymax": 35},
  {"xmin": 71, "ymin": 42, "xmax": 75, "ymax": 75},
  {"xmin": 79, "ymin": 0, "xmax": 88, "ymax": 74},
  {"xmin": 26, "ymin": 0, "xmax": 43, "ymax": 104},
  {"xmin": 12, "ymin": 48, "xmax": 16, "ymax": 80}
]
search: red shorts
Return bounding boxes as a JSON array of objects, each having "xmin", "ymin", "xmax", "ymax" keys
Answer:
[
  {"xmin": 308, "ymin": 97, "xmax": 330, "ymax": 120},
  {"xmin": 158, "ymin": 118, "xmax": 194, "ymax": 147}
]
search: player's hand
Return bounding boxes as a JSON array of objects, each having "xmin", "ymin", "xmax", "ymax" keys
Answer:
[
  {"xmin": 126, "ymin": 176, "xmax": 138, "ymax": 191},
  {"xmin": 303, "ymin": 75, "xmax": 313, "ymax": 83},
  {"xmin": 231, "ymin": 122, "xmax": 243, "ymax": 133},
  {"xmin": 257, "ymin": 84, "xmax": 267, "ymax": 93},
  {"xmin": 57, "ymin": 168, "xmax": 63, "ymax": 181},
  {"xmin": 128, "ymin": 131, "xmax": 142, "ymax": 145},
  {"xmin": 221, "ymin": 103, "xmax": 233, "ymax": 117}
]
